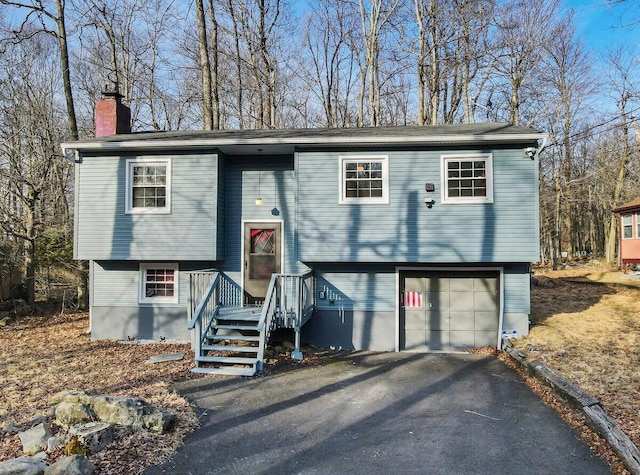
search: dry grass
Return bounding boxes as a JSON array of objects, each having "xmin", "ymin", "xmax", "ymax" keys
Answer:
[
  {"xmin": 513, "ymin": 263, "xmax": 640, "ymax": 471},
  {"xmin": 2, "ymin": 271, "xmax": 639, "ymax": 473},
  {"xmin": 0, "ymin": 309, "xmax": 202, "ymax": 474}
]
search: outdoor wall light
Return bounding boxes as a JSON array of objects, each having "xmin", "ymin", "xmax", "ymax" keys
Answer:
[
  {"xmin": 424, "ymin": 197, "xmax": 435, "ymax": 208},
  {"xmin": 524, "ymin": 147, "xmax": 536, "ymax": 160},
  {"xmin": 255, "ymin": 165, "xmax": 263, "ymax": 206}
]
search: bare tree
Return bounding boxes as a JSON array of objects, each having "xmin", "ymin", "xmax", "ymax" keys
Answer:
[
  {"xmin": 493, "ymin": 0, "xmax": 560, "ymax": 125},
  {"xmin": 0, "ymin": 34, "xmax": 66, "ymax": 304},
  {"xmin": 195, "ymin": 0, "xmax": 214, "ymax": 130}
]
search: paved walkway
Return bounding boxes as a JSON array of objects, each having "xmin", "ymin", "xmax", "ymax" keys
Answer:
[{"xmin": 146, "ymin": 352, "xmax": 610, "ymax": 474}]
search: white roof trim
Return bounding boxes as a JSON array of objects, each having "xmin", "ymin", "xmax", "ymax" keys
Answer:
[{"xmin": 61, "ymin": 132, "xmax": 546, "ymax": 153}]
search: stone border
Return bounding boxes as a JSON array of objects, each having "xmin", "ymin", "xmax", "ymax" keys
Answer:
[{"xmin": 502, "ymin": 339, "xmax": 640, "ymax": 475}]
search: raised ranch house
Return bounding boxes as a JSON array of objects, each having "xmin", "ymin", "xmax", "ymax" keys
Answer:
[
  {"xmin": 614, "ymin": 198, "xmax": 640, "ymax": 272},
  {"xmin": 61, "ymin": 93, "xmax": 546, "ymax": 375}
]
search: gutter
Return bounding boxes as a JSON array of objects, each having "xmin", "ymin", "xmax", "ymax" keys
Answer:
[{"xmin": 60, "ymin": 132, "xmax": 547, "ymax": 154}]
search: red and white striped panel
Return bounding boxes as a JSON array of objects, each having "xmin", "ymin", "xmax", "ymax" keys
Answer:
[{"xmin": 404, "ymin": 291, "xmax": 423, "ymax": 308}]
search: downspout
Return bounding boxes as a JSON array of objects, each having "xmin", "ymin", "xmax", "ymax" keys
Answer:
[{"xmin": 535, "ymin": 135, "xmax": 549, "ymax": 159}]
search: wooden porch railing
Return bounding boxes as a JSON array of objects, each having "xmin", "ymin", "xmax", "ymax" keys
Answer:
[
  {"xmin": 256, "ymin": 271, "xmax": 314, "ymax": 369},
  {"xmin": 187, "ymin": 271, "xmax": 221, "ymax": 356},
  {"xmin": 188, "ymin": 270, "xmax": 314, "ymax": 373}
]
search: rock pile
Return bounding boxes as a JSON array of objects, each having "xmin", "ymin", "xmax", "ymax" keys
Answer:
[{"xmin": 0, "ymin": 391, "xmax": 176, "ymax": 475}]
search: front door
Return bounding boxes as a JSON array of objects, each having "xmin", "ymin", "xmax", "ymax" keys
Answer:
[{"xmin": 243, "ymin": 222, "xmax": 282, "ymax": 305}]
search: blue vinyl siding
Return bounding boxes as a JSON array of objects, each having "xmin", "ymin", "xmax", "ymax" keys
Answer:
[
  {"xmin": 313, "ymin": 264, "xmax": 529, "ymax": 315},
  {"xmin": 503, "ymin": 263, "xmax": 531, "ymax": 313},
  {"xmin": 297, "ymin": 149, "xmax": 539, "ymax": 263},
  {"xmin": 75, "ymin": 153, "xmax": 220, "ymax": 261},
  {"xmin": 222, "ymin": 156, "xmax": 306, "ymax": 278},
  {"xmin": 92, "ymin": 260, "xmax": 217, "ymax": 307}
]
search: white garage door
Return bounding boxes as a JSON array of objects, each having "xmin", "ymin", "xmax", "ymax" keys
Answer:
[{"xmin": 400, "ymin": 270, "xmax": 500, "ymax": 351}]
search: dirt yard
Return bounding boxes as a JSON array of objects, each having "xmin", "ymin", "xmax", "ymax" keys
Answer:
[
  {"xmin": 0, "ymin": 309, "xmax": 201, "ymax": 474},
  {"xmin": 1, "ymin": 268, "xmax": 639, "ymax": 474},
  {"xmin": 511, "ymin": 262, "xmax": 640, "ymax": 474}
]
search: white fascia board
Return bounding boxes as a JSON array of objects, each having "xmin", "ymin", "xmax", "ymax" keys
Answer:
[{"xmin": 60, "ymin": 132, "xmax": 547, "ymax": 153}]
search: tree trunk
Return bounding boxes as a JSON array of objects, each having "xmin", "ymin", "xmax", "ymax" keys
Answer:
[
  {"xmin": 196, "ymin": 0, "xmax": 214, "ymax": 130},
  {"xmin": 207, "ymin": 0, "xmax": 220, "ymax": 129}
]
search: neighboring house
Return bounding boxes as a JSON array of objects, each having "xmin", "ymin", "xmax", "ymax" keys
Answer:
[
  {"xmin": 613, "ymin": 198, "xmax": 640, "ymax": 272},
  {"xmin": 61, "ymin": 93, "xmax": 546, "ymax": 375}
]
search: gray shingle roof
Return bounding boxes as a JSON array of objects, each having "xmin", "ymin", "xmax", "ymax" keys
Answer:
[{"xmin": 62, "ymin": 122, "xmax": 545, "ymax": 155}]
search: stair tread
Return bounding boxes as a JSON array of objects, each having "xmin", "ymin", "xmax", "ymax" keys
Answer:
[
  {"xmin": 217, "ymin": 307, "xmax": 261, "ymax": 321},
  {"xmin": 202, "ymin": 345, "xmax": 258, "ymax": 353},
  {"xmin": 214, "ymin": 324, "xmax": 260, "ymax": 331},
  {"xmin": 191, "ymin": 366, "xmax": 256, "ymax": 376},
  {"xmin": 196, "ymin": 355, "xmax": 259, "ymax": 364},
  {"xmin": 206, "ymin": 334, "xmax": 260, "ymax": 342}
]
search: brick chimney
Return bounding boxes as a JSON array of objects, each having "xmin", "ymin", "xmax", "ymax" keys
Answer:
[{"xmin": 95, "ymin": 90, "xmax": 131, "ymax": 137}]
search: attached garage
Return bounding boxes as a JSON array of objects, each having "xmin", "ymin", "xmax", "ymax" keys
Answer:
[{"xmin": 399, "ymin": 269, "xmax": 501, "ymax": 351}]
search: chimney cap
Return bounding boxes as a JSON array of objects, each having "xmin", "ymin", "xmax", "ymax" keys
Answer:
[{"xmin": 101, "ymin": 88, "xmax": 124, "ymax": 100}]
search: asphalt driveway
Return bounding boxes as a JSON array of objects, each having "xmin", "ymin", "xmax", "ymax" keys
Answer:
[{"xmin": 146, "ymin": 352, "xmax": 610, "ymax": 475}]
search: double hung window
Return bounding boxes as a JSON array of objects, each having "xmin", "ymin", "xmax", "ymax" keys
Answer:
[
  {"xmin": 339, "ymin": 156, "xmax": 389, "ymax": 204},
  {"xmin": 442, "ymin": 154, "xmax": 493, "ymax": 204},
  {"xmin": 139, "ymin": 263, "xmax": 178, "ymax": 303},
  {"xmin": 622, "ymin": 214, "xmax": 633, "ymax": 239},
  {"xmin": 126, "ymin": 158, "xmax": 171, "ymax": 214}
]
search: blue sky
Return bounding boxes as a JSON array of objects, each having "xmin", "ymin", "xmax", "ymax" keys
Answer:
[{"xmin": 563, "ymin": 0, "xmax": 640, "ymax": 53}]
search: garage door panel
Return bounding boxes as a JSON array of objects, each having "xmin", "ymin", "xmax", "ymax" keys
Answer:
[
  {"xmin": 475, "ymin": 311, "xmax": 499, "ymax": 331},
  {"xmin": 449, "ymin": 311, "xmax": 474, "ymax": 331},
  {"xmin": 404, "ymin": 310, "xmax": 426, "ymax": 329},
  {"xmin": 404, "ymin": 330, "xmax": 426, "ymax": 350},
  {"xmin": 474, "ymin": 330, "xmax": 497, "ymax": 347},
  {"xmin": 474, "ymin": 291, "xmax": 498, "ymax": 311},
  {"xmin": 474, "ymin": 278, "xmax": 498, "ymax": 292},
  {"xmin": 424, "ymin": 330, "xmax": 448, "ymax": 350},
  {"xmin": 425, "ymin": 311, "xmax": 448, "ymax": 330},
  {"xmin": 449, "ymin": 278, "xmax": 475, "ymax": 291},
  {"xmin": 450, "ymin": 291, "xmax": 474, "ymax": 311},
  {"xmin": 404, "ymin": 277, "xmax": 425, "ymax": 292},
  {"xmin": 424, "ymin": 278, "xmax": 450, "ymax": 291},
  {"xmin": 449, "ymin": 330, "xmax": 475, "ymax": 348},
  {"xmin": 425, "ymin": 291, "xmax": 449, "ymax": 309}
]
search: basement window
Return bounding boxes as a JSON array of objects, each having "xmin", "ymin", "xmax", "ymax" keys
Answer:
[
  {"xmin": 139, "ymin": 263, "xmax": 178, "ymax": 304},
  {"xmin": 125, "ymin": 158, "xmax": 171, "ymax": 214}
]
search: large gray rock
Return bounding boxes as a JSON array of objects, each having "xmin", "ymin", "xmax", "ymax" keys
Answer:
[
  {"xmin": 0, "ymin": 456, "xmax": 46, "ymax": 475},
  {"xmin": 141, "ymin": 410, "xmax": 176, "ymax": 434},
  {"xmin": 55, "ymin": 402, "xmax": 95, "ymax": 429},
  {"xmin": 44, "ymin": 455, "xmax": 95, "ymax": 475},
  {"xmin": 56, "ymin": 393, "xmax": 175, "ymax": 434},
  {"xmin": 19, "ymin": 423, "xmax": 53, "ymax": 456},
  {"xmin": 68, "ymin": 422, "xmax": 113, "ymax": 455}
]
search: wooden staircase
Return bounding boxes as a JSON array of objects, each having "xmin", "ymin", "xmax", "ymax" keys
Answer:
[
  {"xmin": 188, "ymin": 271, "xmax": 315, "ymax": 377},
  {"xmin": 192, "ymin": 307, "xmax": 263, "ymax": 376}
]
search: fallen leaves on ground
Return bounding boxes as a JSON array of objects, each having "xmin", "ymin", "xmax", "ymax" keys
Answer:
[
  {"xmin": 0, "ymin": 309, "xmax": 202, "ymax": 474},
  {"xmin": 511, "ymin": 264, "xmax": 640, "ymax": 474}
]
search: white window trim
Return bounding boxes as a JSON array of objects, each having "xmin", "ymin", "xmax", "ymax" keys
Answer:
[
  {"xmin": 139, "ymin": 263, "xmax": 179, "ymax": 304},
  {"xmin": 338, "ymin": 155, "xmax": 390, "ymax": 205},
  {"xmin": 440, "ymin": 153, "xmax": 493, "ymax": 204},
  {"xmin": 125, "ymin": 158, "xmax": 172, "ymax": 214},
  {"xmin": 635, "ymin": 212, "xmax": 640, "ymax": 239},
  {"xmin": 622, "ymin": 214, "xmax": 633, "ymax": 240}
]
